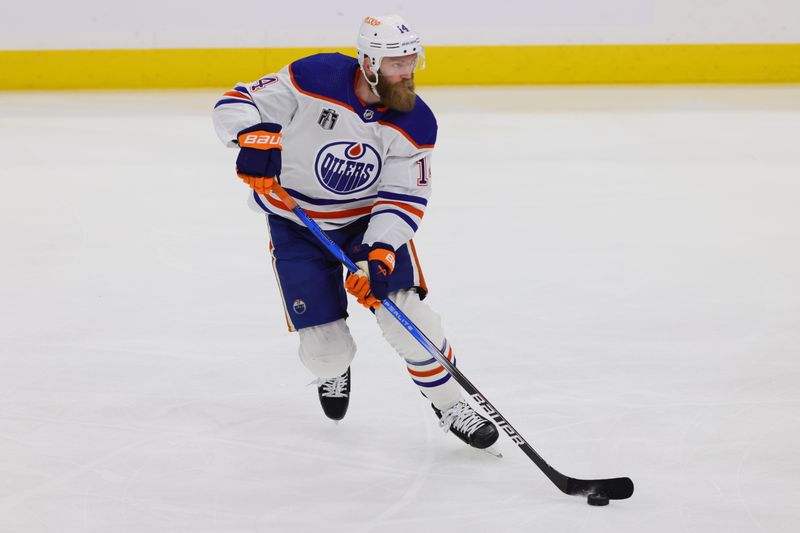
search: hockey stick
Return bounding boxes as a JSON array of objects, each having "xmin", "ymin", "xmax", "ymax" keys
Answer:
[{"xmin": 271, "ymin": 183, "xmax": 634, "ymax": 502}]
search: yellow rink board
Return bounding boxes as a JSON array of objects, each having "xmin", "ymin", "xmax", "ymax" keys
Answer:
[{"xmin": 2, "ymin": 44, "xmax": 799, "ymax": 90}]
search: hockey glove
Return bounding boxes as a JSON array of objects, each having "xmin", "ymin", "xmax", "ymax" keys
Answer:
[
  {"xmin": 235, "ymin": 123, "xmax": 282, "ymax": 195},
  {"xmin": 344, "ymin": 270, "xmax": 380, "ymax": 310},
  {"xmin": 344, "ymin": 243, "xmax": 396, "ymax": 308}
]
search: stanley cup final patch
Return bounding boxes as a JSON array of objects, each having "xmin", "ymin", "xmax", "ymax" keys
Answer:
[{"xmin": 318, "ymin": 108, "xmax": 339, "ymax": 130}]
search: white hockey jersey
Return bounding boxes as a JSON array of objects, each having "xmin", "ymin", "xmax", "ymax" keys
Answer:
[{"xmin": 212, "ymin": 53, "xmax": 436, "ymax": 250}]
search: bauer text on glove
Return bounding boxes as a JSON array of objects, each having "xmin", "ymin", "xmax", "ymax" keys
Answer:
[
  {"xmin": 235, "ymin": 122, "xmax": 282, "ymax": 195},
  {"xmin": 363, "ymin": 243, "xmax": 396, "ymax": 301}
]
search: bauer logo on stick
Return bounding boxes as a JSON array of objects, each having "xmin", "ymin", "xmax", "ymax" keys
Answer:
[{"xmin": 472, "ymin": 393, "xmax": 525, "ymax": 445}]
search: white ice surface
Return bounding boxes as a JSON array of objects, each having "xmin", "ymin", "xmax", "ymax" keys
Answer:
[{"xmin": 1, "ymin": 86, "xmax": 799, "ymax": 532}]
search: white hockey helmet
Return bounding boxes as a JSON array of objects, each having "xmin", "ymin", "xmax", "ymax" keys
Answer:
[{"xmin": 357, "ymin": 15, "xmax": 425, "ymax": 92}]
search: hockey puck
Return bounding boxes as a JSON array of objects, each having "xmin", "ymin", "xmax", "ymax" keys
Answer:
[{"xmin": 587, "ymin": 493, "xmax": 609, "ymax": 506}]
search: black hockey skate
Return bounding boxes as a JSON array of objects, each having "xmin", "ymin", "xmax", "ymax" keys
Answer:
[
  {"xmin": 317, "ymin": 368, "xmax": 350, "ymax": 421},
  {"xmin": 433, "ymin": 400, "xmax": 499, "ymax": 449}
]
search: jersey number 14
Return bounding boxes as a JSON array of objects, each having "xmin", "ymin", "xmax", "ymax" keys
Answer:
[{"xmin": 416, "ymin": 156, "xmax": 431, "ymax": 186}]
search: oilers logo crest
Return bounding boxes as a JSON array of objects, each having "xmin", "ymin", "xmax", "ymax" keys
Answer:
[{"xmin": 314, "ymin": 141, "xmax": 382, "ymax": 194}]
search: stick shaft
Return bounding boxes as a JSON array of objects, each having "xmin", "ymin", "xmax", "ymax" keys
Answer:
[
  {"xmin": 272, "ymin": 184, "xmax": 543, "ymax": 452},
  {"xmin": 268, "ymin": 183, "xmax": 633, "ymax": 500}
]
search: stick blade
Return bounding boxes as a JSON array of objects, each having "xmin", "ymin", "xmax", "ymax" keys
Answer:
[{"xmin": 565, "ymin": 476, "xmax": 634, "ymax": 500}]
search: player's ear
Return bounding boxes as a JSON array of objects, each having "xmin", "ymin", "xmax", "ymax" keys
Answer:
[{"xmin": 363, "ymin": 55, "xmax": 375, "ymax": 76}]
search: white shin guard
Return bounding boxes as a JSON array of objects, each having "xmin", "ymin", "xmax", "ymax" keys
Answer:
[
  {"xmin": 297, "ymin": 319, "xmax": 356, "ymax": 379},
  {"xmin": 375, "ymin": 289, "xmax": 461, "ymax": 410}
]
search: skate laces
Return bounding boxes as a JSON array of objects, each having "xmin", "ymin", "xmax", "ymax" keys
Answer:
[
  {"xmin": 317, "ymin": 373, "xmax": 349, "ymax": 398},
  {"xmin": 439, "ymin": 401, "xmax": 486, "ymax": 436}
]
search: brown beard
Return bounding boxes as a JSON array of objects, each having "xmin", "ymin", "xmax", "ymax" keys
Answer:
[{"xmin": 377, "ymin": 75, "xmax": 416, "ymax": 112}]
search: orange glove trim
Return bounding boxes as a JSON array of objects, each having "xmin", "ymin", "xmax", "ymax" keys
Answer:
[
  {"xmin": 238, "ymin": 174, "xmax": 276, "ymax": 195},
  {"xmin": 237, "ymin": 131, "xmax": 283, "ymax": 150},
  {"xmin": 368, "ymin": 249, "xmax": 396, "ymax": 274},
  {"xmin": 345, "ymin": 273, "xmax": 381, "ymax": 309}
]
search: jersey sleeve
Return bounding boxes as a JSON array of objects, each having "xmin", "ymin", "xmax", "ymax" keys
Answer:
[
  {"xmin": 363, "ymin": 148, "xmax": 433, "ymax": 250},
  {"xmin": 212, "ymin": 66, "xmax": 299, "ymax": 147}
]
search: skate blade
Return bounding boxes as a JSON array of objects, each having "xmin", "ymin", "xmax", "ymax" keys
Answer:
[{"xmin": 482, "ymin": 444, "xmax": 503, "ymax": 458}]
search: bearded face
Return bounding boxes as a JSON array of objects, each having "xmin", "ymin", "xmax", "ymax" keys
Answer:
[{"xmin": 377, "ymin": 74, "xmax": 416, "ymax": 113}]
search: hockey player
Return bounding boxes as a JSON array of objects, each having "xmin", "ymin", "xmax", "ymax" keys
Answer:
[{"xmin": 212, "ymin": 15, "xmax": 498, "ymax": 450}]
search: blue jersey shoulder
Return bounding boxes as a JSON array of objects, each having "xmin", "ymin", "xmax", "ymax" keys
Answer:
[
  {"xmin": 289, "ymin": 53, "xmax": 356, "ymax": 103},
  {"xmin": 380, "ymin": 96, "xmax": 438, "ymax": 148},
  {"xmin": 289, "ymin": 52, "xmax": 437, "ymax": 148}
]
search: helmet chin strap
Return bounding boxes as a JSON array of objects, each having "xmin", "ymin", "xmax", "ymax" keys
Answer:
[{"xmin": 360, "ymin": 62, "xmax": 381, "ymax": 99}]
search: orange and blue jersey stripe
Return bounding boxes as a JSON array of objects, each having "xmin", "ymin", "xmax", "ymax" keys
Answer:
[
  {"xmin": 405, "ymin": 340, "xmax": 455, "ymax": 388},
  {"xmin": 371, "ymin": 191, "xmax": 427, "ymax": 232},
  {"xmin": 253, "ymin": 189, "xmax": 375, "ymax": 224},
  {"xmin": 214, "ymin": 85, "xmax": 257, "ymax": 109},
  {"xmin": 252, "ymin": 188, "xmax": 429, "ymax": 230}
]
